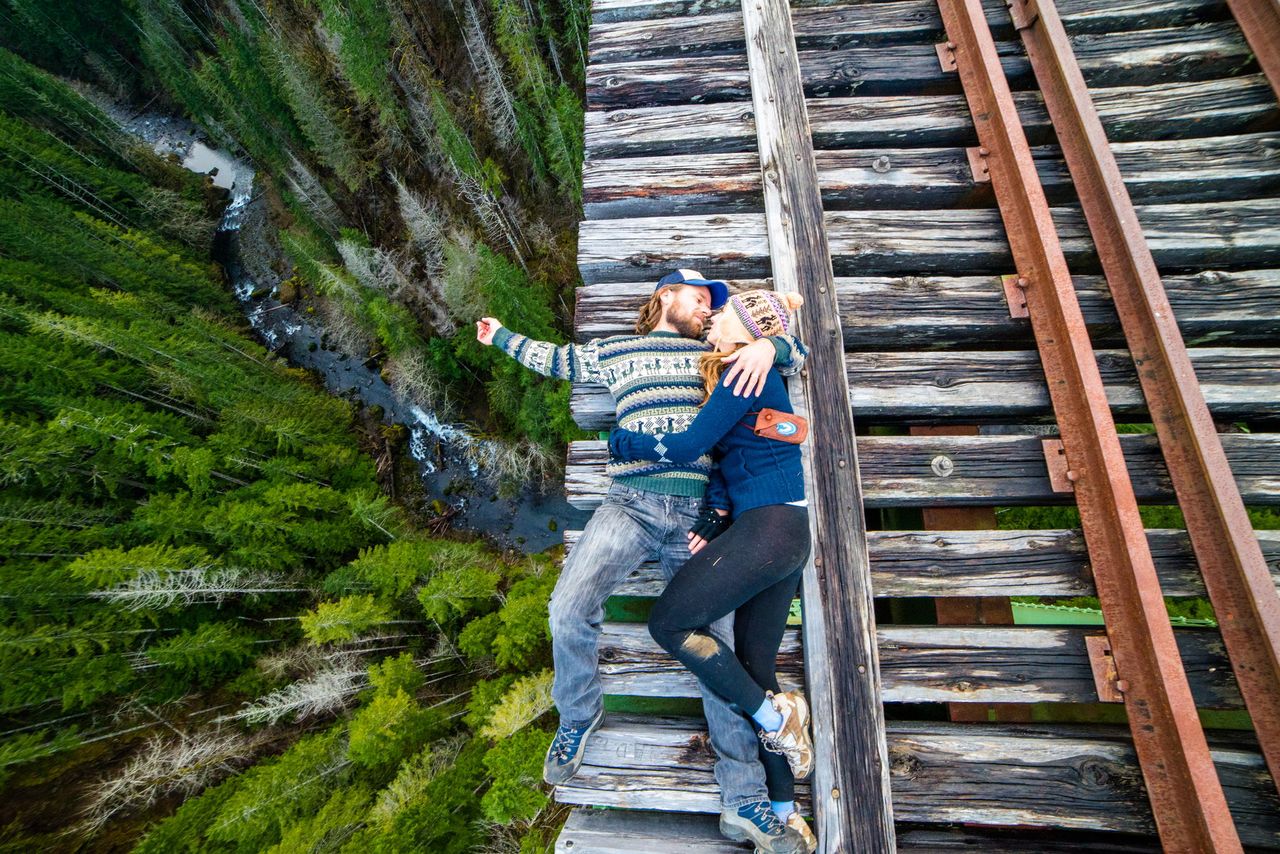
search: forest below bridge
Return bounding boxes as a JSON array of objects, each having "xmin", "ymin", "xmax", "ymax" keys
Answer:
[{"xmin": 0, "ymin": 0, "xmax": 590, "ymax": 850}]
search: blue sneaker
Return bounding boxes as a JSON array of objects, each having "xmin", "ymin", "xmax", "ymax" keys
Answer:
[
  {"xmin": 542, "ymin": 708, "xmax": 604, "ymax": 785},
  {"xmin": 719, "ymin": 800, "xmax": 806, "ymax": 854}
]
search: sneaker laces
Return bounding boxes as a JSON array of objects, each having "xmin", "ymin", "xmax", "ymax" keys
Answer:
[
  {"xmin": 549, "ymin": 724, "xmax": 586, "ymax": 763},
  {"xmin": 758, "ymin": 729, "xmax": 787, "ymax": 755},
  {"xmin": 752, "ymin": 722, "xmax": 793, "ymax": 752},
  {"xmin": 739, "ymin": 800, "xmax": 786, "ymax": 835}
]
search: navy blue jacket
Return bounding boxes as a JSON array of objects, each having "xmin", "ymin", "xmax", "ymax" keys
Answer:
[{"xmin": 608, "ymin": 369, "xmax": 804, "ymax": 519}]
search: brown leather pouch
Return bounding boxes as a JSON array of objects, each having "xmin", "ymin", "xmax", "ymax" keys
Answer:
[{"xmin": 750, "ymin": 408, "xmax": 808, "ymax": 444}]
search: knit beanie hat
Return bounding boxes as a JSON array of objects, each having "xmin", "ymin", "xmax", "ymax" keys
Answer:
[{"xmin": 726, "ymin": 290, "xmax": 804, "ymax": 339}]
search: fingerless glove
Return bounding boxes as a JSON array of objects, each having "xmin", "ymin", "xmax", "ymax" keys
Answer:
[{"xmin": 690, "ymin": 505, "xmax": 731, "ymax": 543}]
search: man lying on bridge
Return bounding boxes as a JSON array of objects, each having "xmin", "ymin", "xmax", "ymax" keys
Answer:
[{"xmin": 476, "ymin": 269, "xmax": 810, "ymax": 854}]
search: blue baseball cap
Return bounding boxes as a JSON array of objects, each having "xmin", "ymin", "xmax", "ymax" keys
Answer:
[{"xmin": 656, "ymin": 269, "xmax": 730, "ymax": 309}]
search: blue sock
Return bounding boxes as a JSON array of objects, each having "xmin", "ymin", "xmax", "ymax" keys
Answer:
[
  {"xmin": 753, "ymin": 697, "xmax": 783, "ymax": 731},
  {"xmin": 772, "ymin": 800, "xmax": 795, "ymax": 821}
]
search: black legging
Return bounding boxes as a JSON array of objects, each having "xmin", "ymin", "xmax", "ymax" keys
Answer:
[{"xmin": 647, "ymin": 503, "xmax": 811, "ymax": 800}]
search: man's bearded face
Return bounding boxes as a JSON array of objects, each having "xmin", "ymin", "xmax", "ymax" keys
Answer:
[{"xmin": 663, "ymin": 286, "xmax": 712, "ymax": 338}]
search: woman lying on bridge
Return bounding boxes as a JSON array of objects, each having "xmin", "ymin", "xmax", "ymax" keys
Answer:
[{"xmin": 607, "ymin": 289, "xmax": 817, "ymax": 853}]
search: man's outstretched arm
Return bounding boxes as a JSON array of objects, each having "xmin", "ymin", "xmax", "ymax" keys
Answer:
[{"xmin": 476, "ymin": 317, "xmax": 603, "ymax": 384}]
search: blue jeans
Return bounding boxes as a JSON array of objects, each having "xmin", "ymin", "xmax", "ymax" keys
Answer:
[{"xmin": 549, "ymin": 482, "xmax": 769, "ymax": 807}]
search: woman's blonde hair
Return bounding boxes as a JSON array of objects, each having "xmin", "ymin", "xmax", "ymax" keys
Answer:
[
  {"xmin": 698, "ymin": 345, "xmax": 745, "ymax": 403},
  {"xmin": 634, "ymin": 284, "xmax": 684, "ymax": 334}
]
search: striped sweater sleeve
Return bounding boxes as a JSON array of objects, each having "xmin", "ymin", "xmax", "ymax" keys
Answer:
[
  {"xmin": 493, "ymin": 327, "xmax": 603, "ymax": 383},
  {"xmin": 771, "ymin": 334, "xmax": 808, "ymax": 376}
]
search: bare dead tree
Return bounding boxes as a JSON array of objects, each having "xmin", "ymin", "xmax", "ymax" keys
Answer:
[
  {"xmin": 90, "ymin": 568, "xmax": 300, "ymax": 610},
  {"xmin": 81, "ymin": 728, "xmax": 269, "ymax": 831},
  {"xmin": 216, "ymin": 653, "xmax": 368, "ymax": 726}
]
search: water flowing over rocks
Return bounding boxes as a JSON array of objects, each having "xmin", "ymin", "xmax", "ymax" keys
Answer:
[{"xmin": 117, "ymin": 110, "xmax": 587, "ymax": 552}]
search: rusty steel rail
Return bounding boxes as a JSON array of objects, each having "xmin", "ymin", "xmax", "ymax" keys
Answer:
[
  {"xmin": 1226, "ymin": 0, "xmax": 1280, "ymax": 103},
  {"xmin": 934, "ymin": 0, "xmax": 1245, "ymax": 850},
  {"xmin": 1009, "ymin": 0, "xmax": 1280, "ymax": 800}
]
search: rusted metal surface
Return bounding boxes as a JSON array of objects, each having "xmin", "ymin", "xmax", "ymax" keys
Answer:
[
  {"xmin": 935, "ymin": 0, "xmax": 1245, "ymax": 849},
  {"xmin": 1226, "ymin": 0, "xmax": 1280, "ymax": 103},
  {"xmin": 1010, "ymin": 0, "xmax": 1280, "ymax": 799},
  {"xmin": 1085, "ymin": 635, "xmax": 1125, "ymax": 704},
  {"xmin": 965, "ymin": 145, "xmax": 992, "ymax": 183},
  {"xmin": 1041, "ymin": 438, "xmax": 1074, "ymax": 493},
  {"xmin": 999, "ymin": 273, "xmax": 1030, "ymax": 317}
]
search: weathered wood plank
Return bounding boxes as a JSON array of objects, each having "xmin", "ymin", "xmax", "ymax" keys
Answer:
[
  {"xmin": 588, "ymin": 0, "xmax": 1226, "ymax": 63},
  {"xmin": 591, "ymin": 0, "xmax": 1221, "ymax": 27},
  {"xmin": 564, "ymin": 433, "xmax": 1280, "ymax": 509},
  {"xmin": 569, "ymin": 348, "xmax": 1280, "ymax": 428},
  {"xmin": 556, "ymin": 808, "xmax": 745, "ymax": 854},
  {"xmin": 585, "ymin": 77, "xmax": 1279, "ymax": 157},
  {"xmin": 576, "ymin": 199, "xmax": 1280, "ymax": 283},
  {"xmin": 567, "ymin": 529, "xmax": 1280, "ymax": 599},
  {"xmin": 740, "ymin": 0, "xmax": 891, "ymax": 845},
  {"xmin": 587, "ymin": 24, "xmax": 1254, "ymax": 109},
  {"xmin": 582, "ymin": 133, "xmax": 1280, "ymax": 218},
  {"xmin": 573, "ymin": 270, "xmax": 1280, "ymax": 349},
  {"xmin": 555, "ymin": 716, "xmax": 1280, "ymax": 847},
  {"xmin": 594, "ymin": 622, "xmax": 1244, "ymax": 707},
  {"xmin": 556, "ymin": 807, "xmax": 1166, "ymax": 852}
]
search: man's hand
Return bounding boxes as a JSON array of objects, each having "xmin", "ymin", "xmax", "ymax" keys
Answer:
[
  {"xmin": 720, "ymin": 338, "xmax": 775, "ymax": 397},
  {"xmin": 688, "ymin": 507, "xmax": 730, "ymax": 554},
  {"xmin": 475, "ymin": 317, "xmax": 503, "ymax": 346}
]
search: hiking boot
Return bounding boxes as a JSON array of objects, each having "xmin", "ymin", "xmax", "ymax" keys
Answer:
[
  {"xmin": 758, "ymin": 690, "xmax": 814, "ymax": 779},
  {"xmin": 719, "ymin": 800, "xmax": 807, "ymax": 854},
  {"xmin": 785, "ymin": 812, "xmax": 817, "ymax": 853},
  {"xmin": 542, "ymin": 707, "xmax": 604, "ymax": 785}
]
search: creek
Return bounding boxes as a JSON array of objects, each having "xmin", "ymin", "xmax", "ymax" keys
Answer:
[{"xmin": 115, "ymin": 111, "xmax": 589, "ymax": 553}]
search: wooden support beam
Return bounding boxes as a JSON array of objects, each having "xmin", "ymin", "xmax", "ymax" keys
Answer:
[
  {"xmin": 575, "ymin": 199, "xmax": 1280, "ymax": 284},
  {"xmin": 566, "ymin": 433, "xmax": 1280, "ymax": 510},
  {"xmin": 568, "ymin": 528, "xmax": 1280, "ymax": 600},
  {"xmin": 554, "ymin": 716, "xmax": 1280, "ymax": 847},
  {"xmin": 587, "ymin": 24, "xmax": 1253, "ymax": 109},
  {"xmin": 591, "ymin": 0, "xmax": 1219, "ymax": 26},
  {"xmin": 573, "ymin": 270, "xmax": 1280, "ymax": 349},
  {"xmin": 588, "ymin": 0, "xmax": 1225, "ymax": 63},
  {"xmin": 556, "ymin": 805, "xmax": 1174, "ymax": 852},
  {"xmin": 568, "ymin": 347, "xmax": 1280, "ymax": 429},
  {"xmin": 585, "ymin": 77, "xmax": 1278, "ymax": 157},
  {"xmin": 582, "ymin": 133, "xmax": 1280, "ymax": 218},
  {"xmin": 739, "ymin": 0, "xmax": 894, "ymax": 848},
  {"xmin": 593, "ymin": 622, "xmax": 1246, "ymax": 708}
]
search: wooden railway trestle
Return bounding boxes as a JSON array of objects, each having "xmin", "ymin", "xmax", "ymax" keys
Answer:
[{"xmin": 554, "ymin": 0, "xmax": 1280, "ymax": 850}]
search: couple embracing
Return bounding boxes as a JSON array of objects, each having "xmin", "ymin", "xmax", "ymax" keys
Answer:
[{"xmin": 476, "ymin": 269, "xmax": 815, "ymax": 854}]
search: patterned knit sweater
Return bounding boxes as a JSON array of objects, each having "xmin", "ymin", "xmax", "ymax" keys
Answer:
[{"xmin": 493, "ymin": 326, "xmax": 806, "ymax": 497}]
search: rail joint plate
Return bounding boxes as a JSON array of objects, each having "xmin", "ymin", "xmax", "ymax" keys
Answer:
[
  {"xmin": 1086, "ymin": 635, "xmax": 1124, "ymax": 703},
  {"xmin": 935, "ymin": 42, "xmax": 957, "ymax": 73},
  {"xmin": 1000, "ymin": 273, "xmax": 1030, "ymax": 318},
  {"xmin": 1041, "ymin": 438, "xmax": 1074, "ymax": 492}
]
